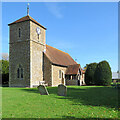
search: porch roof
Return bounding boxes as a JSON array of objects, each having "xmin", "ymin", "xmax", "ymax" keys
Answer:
[{"xmin": 65, "ymin": 64, "xmax": 81, "ymax": 75}]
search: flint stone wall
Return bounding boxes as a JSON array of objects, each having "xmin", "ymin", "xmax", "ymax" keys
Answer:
[
  {"xmin": 9, "ymin": 21, "xmax": 30, "ymax": 87},
  {"xmin": 66, "ymin": 79, "xmax": 78, "ymax": 86},
  {"xmin": 9, "ymin": 20, "xmax": 46, "ymax": 87},
  {"xmin": 43, "ymin": 54, "xmax": 52, "ymax": 86},
  {"xmin": 52, "ymin": 65, "xmax": 67, "ymax": 86}
]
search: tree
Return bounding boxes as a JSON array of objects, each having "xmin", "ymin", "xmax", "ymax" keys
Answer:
[
  {"xmin": 0, "ymin": 60, "xmax": 9, "ymax": 74},
  {"xmin": 94, "ymin": 60, "xmax": 112, "ymax": 86},
  {"xmin": 0, "ymin": 60, "xmax": 9, "ymax": 85},
  {"xmin": 83, "ymin": 64, "xmax": 88, "ymax": 71},
  {"xmin": 85, "ymin": 63, "xmax": 97, "ymax": 85}
]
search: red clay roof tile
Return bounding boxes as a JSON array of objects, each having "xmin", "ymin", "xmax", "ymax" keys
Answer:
[
  {"xmin": 45, "ymin": 45, "xmax": 77, "ymax": 66},
  {"xmin": 8, "ymin": 15, "xmax": 47, "ymax": 30},
  {"xmin": 81, "ymin": 69, "xmax": 85, "ymax": 74},
  {"xmin": 66, "ymin": 64, "xmax": 81, "ymax": 75}
]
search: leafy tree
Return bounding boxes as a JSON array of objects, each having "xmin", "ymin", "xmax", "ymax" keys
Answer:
[
  {"xmin": 85, "ymin": 63, "xmax": 97, "ymax": 85},
  {"xmin": 0, "ymin": 60, "xmax": 9, "ymax": 74},
  {"xmin": 83, "ymin": 64, "xmax": 88, "ymax": 71},
  {"xmin": 0, "ymin": 60, "xmax": 9, "ymax": 85},
  {"xmin": 94, "ymin": 60, "xmax": 112, "ymax": 86}
]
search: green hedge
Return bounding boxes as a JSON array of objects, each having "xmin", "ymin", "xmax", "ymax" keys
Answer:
[
  {"xmin": 94, "ymin": 60, "xmax": 112, "ymax": 86},
  {"xmin": 85, "ymin": 63, "xmax": 97, "ymax": 85}
]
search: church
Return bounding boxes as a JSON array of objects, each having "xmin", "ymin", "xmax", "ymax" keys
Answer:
[{"xmin": 8, "ymin": 7, "xmax": 85, "ymax": 88}]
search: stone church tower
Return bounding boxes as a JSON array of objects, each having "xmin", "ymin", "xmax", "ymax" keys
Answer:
[{"xmin": 8, "ymin": 15, "xmax": 46, "ymax": 87}]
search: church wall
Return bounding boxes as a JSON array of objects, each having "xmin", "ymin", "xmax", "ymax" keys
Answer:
[
  {"xmin": 9, "ymin": 21, "xmax": 30, "ymax": 87},
  {"xmin": 80, "ymin": 74, "xmax": 85, "ymax": 85},
  {"xmin": 29, "ymin": 21, "xmax": 46, "ymax": 87},
  {"xmin": 30, "ymin": 41, "xmax": 43, "ymax": 87},
  {"xmin": 30, "ymin": 21, "xmax": 46, "ymax": 45},
  {"xmin": 9, "ymin": 21, "xmax": 30, "ymax": 43},
  {"xmin": 9, "ymin": 15, "xmax": 80, "ymax": 88},
  {"xmin": 43, "ymin": 54, "xmax": 52, "ymax": 86},
  {"xmin": 66, "ymin": 80, "xmax": 78, "ymax": 86},
  {"xmin": 52, "ymin": 65, "xmax": 67, "ymax": 86}
]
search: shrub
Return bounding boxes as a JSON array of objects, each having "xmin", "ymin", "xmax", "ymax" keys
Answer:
[
  {"xmin": 0, "ymin": 60, "xmax": 9, "ymax": 74},
  {"xmin": 2, "ymin": 73, "xmax": 9, "ymax": 85},
  {"xmin": 85, "ymin": 63, "xmax": 97, "ymax": 85},
  {"xmin": 0, "ymin": 60, "xmax": 9, "ymax": 86},
  {"xmin": 94, "ymin": 60, "xmax": 112, "ymax": 86}
]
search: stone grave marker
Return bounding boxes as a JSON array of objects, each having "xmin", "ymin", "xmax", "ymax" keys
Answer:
[
  {"xmin": 58, "ymin": 84, "xmax": 67, "ymax": 96},
  {"xmin": 38, "ymin": 85, "xmax": 49, "ymax": 95}
]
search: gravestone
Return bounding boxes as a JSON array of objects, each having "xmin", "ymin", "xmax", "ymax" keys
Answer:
[
  {"xmin": 38, "ymin": 85, "xmax": 49, "ymax": 95},
  {"xmin": 58, "ymin": 84, "xmax": 67, "ymax": 96}
]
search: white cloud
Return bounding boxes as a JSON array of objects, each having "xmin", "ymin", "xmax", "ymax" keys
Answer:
[{"xmin": 44, "ymin": 2, "xmax": 63, "ymax": 19}]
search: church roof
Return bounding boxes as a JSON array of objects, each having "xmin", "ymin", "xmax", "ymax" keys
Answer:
[
  {"xmin": 66, "ymin": 64, "xmax": 81, "ymax": 75},
  {"xmin": 45, "ymin": 45, "xmax": 77, "ymax": 66},
  {"xmin": 8, "ymin": 15, "xmax": 47, "ymax": 30},
  {"xmin": 81, "ymin": 69, "xmax": 85, "ymax": 74}
]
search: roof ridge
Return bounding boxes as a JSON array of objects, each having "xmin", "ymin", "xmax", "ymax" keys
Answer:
[
  {"xmin": 8, "ymin": 15, "xmax": 30, "ymax": 25},
  {"xmin": 46, "ymin": 44, "xmax": 68, "ymax": 55},
  {"xmin": 68, "ymin": 64, "xmax": 80, "ymax": 66},
  {"xmin": 8, "ymin": 15, "xmax": 27, "ymax": 24},
  {"xmin": 8, "ymin": 15, "xmax": 47, "ymax": 30},
  {"xmin": 46, "ymin": 44, "xmax": 78, "ymax": 65}
]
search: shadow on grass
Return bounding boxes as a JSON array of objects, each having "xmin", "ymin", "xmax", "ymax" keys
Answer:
[
  {"xmin": 64, "ymin": 86, "xmax": 119, "ymax": 110},
  {"xmin": 21, "ymin": 86, "xmax": 119, "ymax": 110},
  {"xmin": 51, "ymin": 86, "xmax": 119, "ymax": 110},
  {"xmin": 21, "ymin": 87, "xmax": 58, "ymax": 95},
  {"xmin": 1, "ymin": 117, "xmax": 117, "ymax": 120},
  {"xmin": 21, "ymin": 88, "xmax": 39, "ymax": 94}
]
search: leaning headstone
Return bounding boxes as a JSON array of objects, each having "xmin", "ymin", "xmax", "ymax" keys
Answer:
[
  {"xmin": 58, "ymin": 84, "xmax": 67, "ymax": 96},
  {"xmin": 38, "ymin": 85, "xmax": 49, "ymax": 95}
]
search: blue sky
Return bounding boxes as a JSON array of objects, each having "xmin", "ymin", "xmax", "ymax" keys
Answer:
[{"xmin": 2, "ymin": 2, "xmax": 118, "ymax": 72}]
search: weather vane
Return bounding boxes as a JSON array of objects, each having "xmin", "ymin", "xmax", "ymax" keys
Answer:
[{"xmin": 27, "ymin": 3, "xmax": 29, "ymax": 15}]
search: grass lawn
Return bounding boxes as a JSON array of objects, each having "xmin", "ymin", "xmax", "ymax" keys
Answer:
[{"xmin": 2, "ymin": 86, "xmax": 120, "ymax": 119}]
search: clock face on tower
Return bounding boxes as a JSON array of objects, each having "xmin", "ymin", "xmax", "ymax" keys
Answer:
[{"xmin": 36, "ymin": 27, "xmax": 41, "ymax": 35}]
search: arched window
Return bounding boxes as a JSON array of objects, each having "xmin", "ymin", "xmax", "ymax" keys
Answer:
[
  {"xmin": 21, "ymin": 68, "xmax": 23, "ymax": 78},
  {"xmin": 19, "ymin": 28, "xmax": 21, "ymax": 38},
  {"xmin": 17, "ymin": 68, "xmax": 19, "ymax": 78},
  {"xmin": 17, "ymin": 64, "xmax": 23, "ymax": 79},
  {"xmin": 59, "ymin": 70, "xmax": 61, "ymax": 78}
]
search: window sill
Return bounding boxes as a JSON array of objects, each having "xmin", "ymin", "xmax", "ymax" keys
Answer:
[{"xmin": 17, "ymin": 78, "xmax": 23, "ymax": 80}]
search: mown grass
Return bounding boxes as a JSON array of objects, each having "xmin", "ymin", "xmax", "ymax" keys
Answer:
[{"xmin": 2, "ymin": 86, "xmax": 120, "ymax": 119}]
